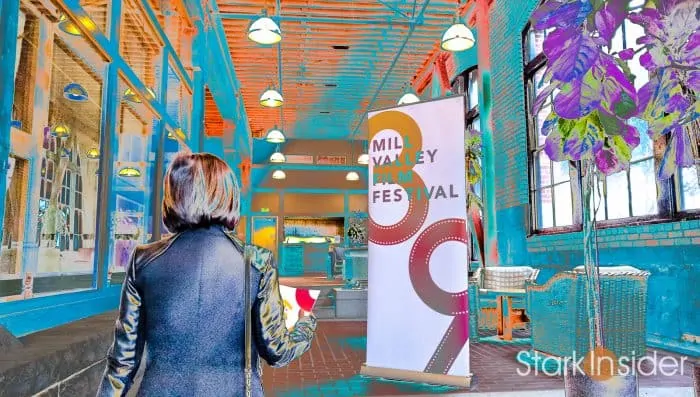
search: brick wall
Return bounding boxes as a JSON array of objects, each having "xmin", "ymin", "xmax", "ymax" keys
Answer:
[{"xmin": 482, "ymin": 0, "xmax": 700, "ymax": 355}]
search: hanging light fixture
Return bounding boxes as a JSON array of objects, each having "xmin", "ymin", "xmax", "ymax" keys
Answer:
[
  {"xmin": 123, "ymin": 87, "xmax": 156, "ymax": 103},
  {"xmin": 260, "ymin": 87, "xmax": 284, "ymax": 108},
  {"xmin": 60, "ymin": 147, "xmax": 71, "ymax": 158},
  {"xmin": 63, "ymin": 83, "xmax": 89, "ymax": 102},
  {"xmin": 398, "ymin": 88, "xmax": 420, "ymax": 105},
  {"xmin": 345, "ymin": 171, "xmax": 360, "ymax": 181},
  {"xmin": 265, "ymin": 127, "xmax": 286, "ymax": 143},
  {"xmin": 86, "ymin": 148, "xmax": 100, "ymax": 159},
  {"xmin": 269, "ymin": 144, "xmax": 286, "ymax": 163},
  {"xmin": 248, "ymin": 15, "xmax": 282, "ymax": 45},
  {"xmin": 50, "ymin": 122, "xmax": 71, "ymax": 140},
  {"xmin": 118, "ymin": 166, "xmax": 142, "ymax": 177},
  {"xmin": 58, "ymin": 14, "xmax": 82, "ymax": 36},
  {"xmin": 272, "ymin": 169, "xmax": 286, "ymax": 180},
  {"xmin": 357, "ymin": 153, "xmax": 369, "ymax": 165},
  {"xmin": 441, "ymin": 19, "xmax": 475, "ymax": 52}
]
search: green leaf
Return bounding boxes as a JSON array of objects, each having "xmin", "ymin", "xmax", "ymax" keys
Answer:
[
  {"xmin": 610, "ymin": 135, "xmax": 632, "ymax": 163},
  {"xmin": 612, "ymin": 91, "xmax": 637, "ymax": 119},
  {"xmin": 597, "ymin": 110, "xmax": 625, "ymax": 136}
]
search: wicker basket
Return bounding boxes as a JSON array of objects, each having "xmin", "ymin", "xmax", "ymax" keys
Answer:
[{"xmin": 481, "ymin": 266, "xmax": 539, "ymax": 291}]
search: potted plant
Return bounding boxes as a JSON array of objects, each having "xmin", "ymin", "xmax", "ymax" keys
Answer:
[{"xmin": 530, "ymin": 0, "xmax": 698, "ymax": 393}]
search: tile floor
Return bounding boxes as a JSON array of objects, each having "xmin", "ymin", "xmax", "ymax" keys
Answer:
[{"xmin": 261, "ymin": 321, "xmax": 695, "ymax": 397}]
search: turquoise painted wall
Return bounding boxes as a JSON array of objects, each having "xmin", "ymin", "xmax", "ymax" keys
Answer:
[{"xmin": 481, "ymin": 0, "xmax": 700, "ymax": 356}]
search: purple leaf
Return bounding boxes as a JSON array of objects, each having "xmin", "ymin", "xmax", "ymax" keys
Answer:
[
  {"xmin": 618, "ymin": 48, "xmax": 635, "ymax": 60},
  {"xmin": 593, "ymin": 136, "xmax": 631, "ymax": 175},
  {"xmin": 595, "ymin": 3, "xmax": 626, "ymax": 43},
  {"xmin": 563, "ymin": 117, "xmax": 600, "ymax": 160},
  {"xmin": 688, "ymin": 70, "xmax": 700, "ymax": 92},
  {"xmin": 667, "ymin": 94, "xmax": 691, "ymax": 113},
  {"xmin": 544, "ymin": 128, "xmax": 568, "ymax": 161},
  {"xmin": 658, "ymin": 125, "xmax": 695, "ymax": 179},
  {"xmin": 621, "ymin": 123, "xmax": 641, "ymax": 147},
  {"xmin": 628, "ymin": 8, "xmax": 665, "ymax": 38},
  {"xmin": 596, "ymin": 56, "xmax": 638, "ymax": 119},
  {"xmin": 544, "ymin": 27, "xmax": 600, "ymax": 82},
  {"xmin": 553, "ymin": 79, "xmax": 598, "ymax": 119},
  {"xmin": 533, "ymin": 83, "xmax": 558, "ymax": 115},
  {"xmin": 686, "ymin": 30, "xmax": 700, "ymax": 53},
  {"xmin": 541, "ymin": 112, "xmax": 559, "ymax": 136},
  {"xmin": 532, "ymin": 0, "xmax": 592, "ymax": 30}
]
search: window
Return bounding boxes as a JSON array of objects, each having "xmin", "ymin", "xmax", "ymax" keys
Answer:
[
  {"xmin": 524, "ymin": 26, "xmax": 580, "ymax": 231},
  {"xmin": 524, "ymin": 3, "xmax": 699, "ymax": 233},
  {"xmin": 166, "ymin": 59, "xmax": 193, "ymax": 134},
  {"xmin": 121, "ymin": 0, "xmax": 163, "ymax": 100},
  {"xmin": 1, "ymin": 10, "xmax": 106, "ymax": 299},
  {"xmin": 108, "ymin": 77, "xmax": 159, "ymax": 284}
]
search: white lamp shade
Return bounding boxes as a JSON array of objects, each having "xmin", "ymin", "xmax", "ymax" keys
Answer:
[
  {"xmin": 357, "ymin": 153, "xmax": 370, "ymax": 165},
  {"xmin": 248, "ymin": 17, "xmax": 282, "ymax": 45},
  {"xmin": 272, "ymin": 170, "xmax": 286, "ymax": 179},
  {"xmin": 441, "ymin": 23, "xmax": 475, "ymax": 52},
  {"xmin": 269, "ymin": 151, "xmax": 286, "ymax": 163},
  {"xmin": 398, "ymin": 92, "xmax": 420, "ymax": 105},
  {"xmin": 260, "ymin": 88, "xmax": 284, "ymax": 107},
  {"xmin": 345, "ymin": 171, "xmax": 360, "ymax": 181},
  {"xmin": 265, "ymin": 128, "xmax": 286, "ymax": 143}
]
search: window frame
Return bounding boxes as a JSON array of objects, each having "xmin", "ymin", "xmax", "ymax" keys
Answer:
[{"xmin": 523, "ymin": 25, "xmax": 583, "ymax": 235}]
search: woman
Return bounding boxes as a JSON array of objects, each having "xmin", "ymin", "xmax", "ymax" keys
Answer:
[{"xmin": 97, "ymin": 153, "xmax": 317, "ymax": 396}]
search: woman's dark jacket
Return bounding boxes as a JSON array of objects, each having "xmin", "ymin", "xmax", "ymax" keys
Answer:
[{"xmin": 96, "ymin": 226, "xmax": 317, "ymax": 396}]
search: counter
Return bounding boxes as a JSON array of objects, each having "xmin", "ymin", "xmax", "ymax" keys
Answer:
[{"xmin": 280, "ymin": 242, "xmax": 331, "ymax": 277}]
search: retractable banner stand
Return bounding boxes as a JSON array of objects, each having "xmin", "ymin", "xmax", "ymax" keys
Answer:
[{"xmin": 361, "ymin": 95, "xmax": 471, "ymax": 387}]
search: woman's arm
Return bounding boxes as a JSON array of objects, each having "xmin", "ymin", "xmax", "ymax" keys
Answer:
[
  {"xmin": 96, "ymin": 251, "xmax": 146, "ymax": 396},
  {"xmin": 251, "ymin": 248, "xmax": 317, "ymax": 368}
]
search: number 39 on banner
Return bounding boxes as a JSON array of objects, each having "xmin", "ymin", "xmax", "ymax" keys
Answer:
[{"xmin": 368, "ymin": 110, "xmax": 469, "ymax": 376}]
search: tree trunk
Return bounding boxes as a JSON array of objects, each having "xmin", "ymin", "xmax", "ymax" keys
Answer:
[{"xmin": 581, "ymin": 160, "xmax": 604, "ymax": 351}]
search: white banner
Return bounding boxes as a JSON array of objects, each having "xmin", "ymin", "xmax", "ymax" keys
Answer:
[{"xmin": 365, "ymin": 96, "xmax": 470, "ymax": 378}]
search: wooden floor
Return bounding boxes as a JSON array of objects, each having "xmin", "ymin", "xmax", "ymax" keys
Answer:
[{"xmin": 262, "ymin": 321, "xmax": 695, "ymax": 397}]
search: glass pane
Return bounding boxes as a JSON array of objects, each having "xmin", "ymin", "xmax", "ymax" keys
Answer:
[
  {"xmin": 680, "ymin": 166, "xmax": 700, "ymax": 211},
  {"xmin": 163, "ymin": 7, "xmax": 194, "ymax": 79},
  {"xmin": 552, "ymin": 161, "xmax": 570, "ymax": 184},
  {"xmin": 594, "ymin": 176, "xmax": 607, "ymax": 221},
  {"xmin": 108, "ymin": 78, "xmax": 160, "ymax": 284},
  {"xmin": 121, "ymin": 0, "xmax": 163, "ymax": 99},
  {"xmin": 537, "ymin": 188, "xmax": 554, "ymax": 229},
  {"xmin": 630, "ymin": 159, "xmax": 658, "ymax": 216},
  {"xmin": 610, "ymin": 26, "xmax": 624, "ymax": 53},
  {"xmin": 468, "ymin": 71, "xmax": 479, "ymax": 109},
  {"xmin": 554, "ymin": 182, "xmax": 574, "ymax": 226},
  {"xmin": 536, "ymin": 152, "xmax": 552, "ymax": 188},
  {"xmin": 0, "ymin": 29, "xmax": 106, "ymax": 300},
  {"xmin": 166, "ymin": 61, "xmax": 193, "ymax": 133},
  {"xmin": 527, "ymin": 29, "xmax": 546, "ymax": 62},
  {"xmin": 630, "ymin": 118, "xmax": 652, "ymax": 161},
  {"xmin": 606, "ymin": 171, "xmax": 630, "ymax": 219},
  {"xmin": 471, "ymin": 117, "xmax": 481, "ymax": 132},
  {"xmin": 629, "ymin": 0, "xmax": 645, "ymax": 8},
  {"xmin": 12, "ymin": 11, "xmax": 39, "ymax": 134},
  {"xmin": 80, "ymin": 0, "xmax": 109, "ymax": 33}
]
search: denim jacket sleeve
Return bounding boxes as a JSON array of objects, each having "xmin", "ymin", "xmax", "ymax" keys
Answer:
[
  {"xmin": 251, "ymin": 247, "xmax": 317, "ymax": 368},
  {"xmin": 96, "ymin": 250, "xmax": 146, "ymax": 396}
]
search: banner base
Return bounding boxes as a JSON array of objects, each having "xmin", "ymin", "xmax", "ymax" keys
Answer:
[{"xmin": 360, "ymin": 364, "xmax": 472, "ymax": 388}]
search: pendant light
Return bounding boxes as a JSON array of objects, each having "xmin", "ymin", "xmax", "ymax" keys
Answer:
[
  {"xmin": 265, "ymin": 127, "xmax": 286, "ymax": 143},
  {"xmin": 398, "ymin": 88, "xmax": 420, "ymax": 105},
  {"xmin": 58, "ymin": 14, "xmax": 82, "ymax": 36},
  {"xmin": 86, "ymin": 148, "xmax": 100, "ymax": 159},
  {"xmin": 441, "ymin": 18, "xmax": 475, "ymax": 52},
  {"xmin": 345, "ymin": 171, "xmax": 360, "ymax": 181},
  {"xmin": 63, "ymin": 83, "xmax": 89, "ymax": 102},
  {"xmin": 248, "ymin": 15, "xmax": 282, "ymax": 45},
  {"xmin": 269, "ymin": 144, "xmax": 286, "ymax": 163},
  {"xmin": 118, "ymin": 166, "xmax": 142, "ymax": 177},
  {"xmin": 50, "ymin": 122, "xmax": 71, "ymax": 140},
  {"xmin": 272, "ymin": 169, "xmax": 286, "ymax": 180},
  {"xmin": 260, "ymin": 87, "xmax": 284, "ymax": 107},
  {"xmin": 357, "ymin": 140, "xmax": 369, "ymax": 165},
  {"xmin": 123, "ymin": 87, "xmax": 156, "ymax": 103}
]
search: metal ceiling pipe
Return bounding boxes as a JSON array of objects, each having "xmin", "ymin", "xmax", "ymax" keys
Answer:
[
  {"xmin": 348, "ymin": 0, "xmax": 433, "ymax": 138},
  {"xmin": 219, "ymin": 13, "xmax": 424, "ymax": 26}
]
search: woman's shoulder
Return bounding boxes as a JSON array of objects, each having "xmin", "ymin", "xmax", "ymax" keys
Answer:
[{"xmin": 131, "ymin": 234, "xmax": 181, "ymax": 269}]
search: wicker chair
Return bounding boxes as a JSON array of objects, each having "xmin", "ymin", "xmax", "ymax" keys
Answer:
[
  {"xmin": 469, "ymin": 266, "xmax": 540, "ymax": 342},
  {"xmin": 526, "ymin": 266, "xmax": 650, "ymax": 360}
]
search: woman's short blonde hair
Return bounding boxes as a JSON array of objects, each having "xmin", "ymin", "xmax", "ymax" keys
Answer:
[{"xmin": 162, "ymin": 152, "xmax": 240, "ymax": 233}]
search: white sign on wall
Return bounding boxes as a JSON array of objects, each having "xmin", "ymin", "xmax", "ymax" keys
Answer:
[{"xmin": 362, "ymin": 96, "xmax": 471, "ymax": 386}]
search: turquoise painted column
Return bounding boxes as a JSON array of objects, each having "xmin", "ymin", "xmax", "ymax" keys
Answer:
[
  {"xmin": 0, "ymin": 0, "xmax": 21, "ymax": 237},
  {"xmin": 95, "ymin": 0, "xmax": 123, "ymax": 288},
  {"xmin": 476, "ymin": 0, "xmax": 499, "ymax": 266}
]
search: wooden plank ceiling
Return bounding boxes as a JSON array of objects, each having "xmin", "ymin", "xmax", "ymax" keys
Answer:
[{"xmin": 215, "ymin": 0, "xmax": 460, "ymax": 142}]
